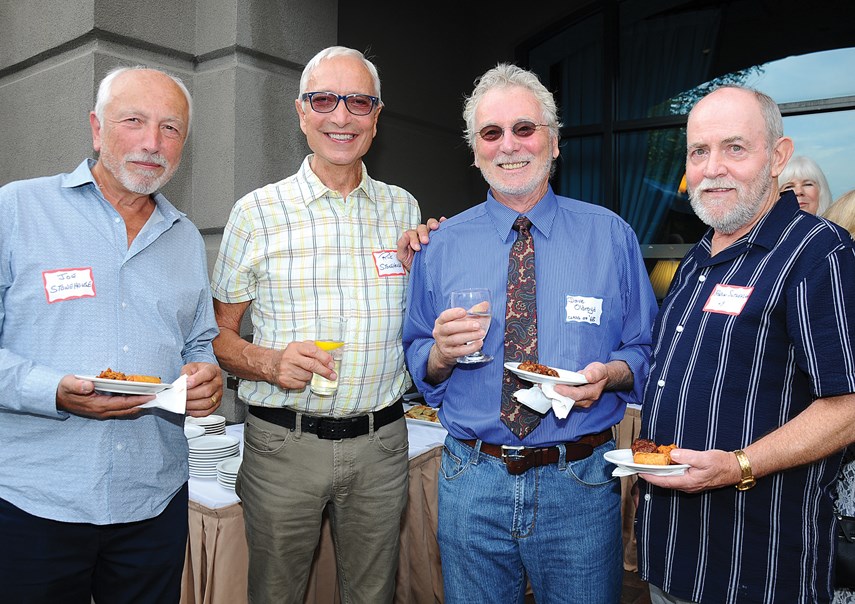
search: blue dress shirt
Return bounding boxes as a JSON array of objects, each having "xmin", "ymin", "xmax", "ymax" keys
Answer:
[
  {"xmin": 0, "ymin": 160, "xmax": 218, "ymax": 524},
  {"xmin": 403, "ymin": 187, "xmax": 658, "ymax": 447}
]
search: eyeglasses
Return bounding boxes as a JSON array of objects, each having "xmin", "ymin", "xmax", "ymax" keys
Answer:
[
  {"xmin": 301, "ymin": 91, "xmax": 380, "ymax": 116},
  {"xmin": 477, "ymin": 121, "xmax": 548, "ymax": 142}
]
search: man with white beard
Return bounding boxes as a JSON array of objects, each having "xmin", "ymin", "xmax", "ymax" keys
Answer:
[
  {"xmin": 635, "ymin": 86, "xmax": 855, "ymax": 603},
  {"xmin": 0, "ymin": 66, "xmax": 222, "ymax": 602}
]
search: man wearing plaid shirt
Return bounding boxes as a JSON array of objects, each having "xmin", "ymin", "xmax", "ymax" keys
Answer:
[{"xmin": 211, "ymin": 46, "xmax": 421, "ymax": 604}]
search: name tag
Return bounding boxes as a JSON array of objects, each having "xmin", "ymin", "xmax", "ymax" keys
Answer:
[
  {"xmin": 565, "ymin": 295, "xmax": 603, "ymax": 325},
  {"xmin": 702, "ymin": 283, "xmax": 753, "ymax": 315},
  {"xmin": 43, "ymin": 267, "xmax": 96, "ymax": 303},
  {"xmin": 372, "ymin": 250, "xmax": 405, "ymax": 277}
]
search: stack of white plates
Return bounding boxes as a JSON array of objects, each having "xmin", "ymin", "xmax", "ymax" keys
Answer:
[
  {"xmin": 185, "ymin": 414, "xmax": 226, "ymax": 435},
  {"xmin": 217, "ymin": 457, "xmax": 241, "ymax": 490},
  {"xmin": 188, "ymin": 435, "xmax": 240, "ymax": 478}
]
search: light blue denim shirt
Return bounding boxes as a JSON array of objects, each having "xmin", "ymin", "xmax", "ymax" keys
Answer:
[
  {"xmin": 0, "ymin": 159, "xmax": 218, "ymax": 524},
  {"xmin": 403, "ymin": 187, "xmax": 658, "ymax": 447}
]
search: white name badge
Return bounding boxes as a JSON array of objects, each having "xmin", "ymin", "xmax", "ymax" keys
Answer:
[
  {"xmin": 43, "ymin": 267, "xmax": 96, "ymax": 303},
  {"xmin": 565, "ymin": 295, "xmax": 603, "ymax": 325},
  {"xmin": 372, "ymin": 250, "xmax": 405, "ymax": 277},
  {"xmin": 702, "ymin": 283, "xmax": 753, "ymax": 315}
]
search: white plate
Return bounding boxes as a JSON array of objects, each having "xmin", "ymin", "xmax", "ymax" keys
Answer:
[
  {"xmin": 189, "ymin": 435, "xmax": 239, "ymax": 451},
  {"xmin": 184, "ymin": 424, "xmax": 205, "ymax": 439},
  {"xmin": 185, "ymin": 415, "xmax": 226, "ymax": 427},
  {"xmin": 75, "ymin": 375, "xmax": 172, "ymax": 395},
  {"xmin": 603, "ymin": 449, "xmax": 689, "ymax": 475},
  {"xmin": 217, "ymin": 457, "xmax": 242, "ymax": 474},
  {"xmin": 403, "ymin": 404, "xmax": 445, "ymax": 430},
  {"xmin": 503, "ymin": 363, "xmax": 588, "ymax": 386}
]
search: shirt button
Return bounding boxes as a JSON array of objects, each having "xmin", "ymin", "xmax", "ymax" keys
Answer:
[
  {"xmin": 116, "ymin": 443, "xmax": 124, "ymax": 451},
  {"xmin": 114, "ymin": 217, "xmax": 121, "ymax": 224},
  {"xmin": 121, "ymin": 301, "xmax": 127, "ymax": 309},
  {"xmin": 698, "ymin": 275, "xmax": 706, "ymax": 282},
  {"xmin": 645, "ymin": 493, "xmax": 651, "ymax": 501},
  {"xmin": 657, "ymin": 379, "xmax": 666, "ymax": 387},
  {"xmin": 123, "ymin": 345, "xmax": 129, "ymax": 352},
  {"xmin": 676, "ymin": 325, "xmax": 684, "ymax": 333}
]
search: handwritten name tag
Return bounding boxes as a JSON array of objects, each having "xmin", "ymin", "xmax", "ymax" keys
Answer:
[
  {"xmin": 702, "ymin": 284, "xmax": 753, "ymax": 315},
  {"xmin": 372, "ymin": 250, "xmax": 405, "ymax": 277},
  {"xmin": 43, "ymin": 268, "xmax": 96, "ymax": 304},
  {"xmin": 565, "ymin": 295, "xmax": 603, "ymax": 325}
]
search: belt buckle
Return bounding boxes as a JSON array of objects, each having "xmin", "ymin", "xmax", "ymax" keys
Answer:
[{"xmin": 501, "ymin": 445, "xmax": 526, "ymax": 460}]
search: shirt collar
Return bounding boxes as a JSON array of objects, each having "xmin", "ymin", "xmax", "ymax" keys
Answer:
[
  {"xmin": 62, "ymin": 158, "xmax": 184, "ymax": 224},
  {"xmin": 485, "ymin": 185, "xmax": 558, "ymax": 243},
  {"xmin": 696, "ymin": 190, "xmax": 801, "ymax": 265},
  {"xmin": 298, "ymin": 155, "xmax": 376, "ymax": 205}
]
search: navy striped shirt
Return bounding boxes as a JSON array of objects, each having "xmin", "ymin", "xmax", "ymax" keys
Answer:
[{"xmin": 637, "ymin": 192, "xmax": 855, "ymax": 603}]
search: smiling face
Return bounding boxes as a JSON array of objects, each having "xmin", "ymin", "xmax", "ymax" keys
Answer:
[
  {"xmin": 90, "ymin": 70, "xmax": 189, "ymax": 196},
  {"xmin": 685, "ymin": 88, "xmax": 792, "ymax": 235},
  {"xmin": 295, "ymin": 55, "xmax": 381, "ymax": 187},
  {"xmin": 472, "ymin": 86, "xmax": 558, "ymax": 212},
  {"xmin": 780, "ymin": 178, "xmax": 821, "ymax": 214}
]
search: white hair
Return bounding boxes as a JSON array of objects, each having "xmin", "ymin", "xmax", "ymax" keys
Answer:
[
  {"xmin": 298, "ymin": 46, "xmax": 382, "ymax": 99},
  {"xmin": 94, "ymin": 66, "xmax": 193, "ymax": 136},
  {"xmin": 779, "ymin": 155, "xmax": 833, "ymax": 215}
]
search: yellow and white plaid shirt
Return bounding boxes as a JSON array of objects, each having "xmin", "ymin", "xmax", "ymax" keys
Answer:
[{"xmin": 211, "ymin": 156, "xmax": 421, "ymax": 415}]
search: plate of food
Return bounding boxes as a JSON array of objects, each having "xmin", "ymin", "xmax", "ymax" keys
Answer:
[
  {"xmin": 504, "ymin": 361, "xmax": 588, "ymax": 386},
  {"xmin": 603, "ymin": 439, "xmax": 689, "ymax": 476},
  {"xmin": 404, "ymin": 404, "xmax": 444, "ymax": 428},
  {"xmin": 75, "ymin": 368, "xmax": 172, "ymax": 395}
]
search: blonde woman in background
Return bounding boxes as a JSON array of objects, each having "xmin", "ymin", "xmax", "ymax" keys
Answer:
[
  {"xmin": 826, "ymin": 188, "xmax": 855, "ymax": 604},
  {"xmin": 825, "ymin": 189, "xmax": 855, "ymax": 237},
  {"xmin": 779, "ymin": 155, "xmax": 833, "ymax": 215}
]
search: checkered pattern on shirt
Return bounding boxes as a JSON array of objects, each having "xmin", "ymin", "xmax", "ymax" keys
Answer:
[{"xmin": 211, "ymin": 156, "xmax": 421, "ymax": 415}]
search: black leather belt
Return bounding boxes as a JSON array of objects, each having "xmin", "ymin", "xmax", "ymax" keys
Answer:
[
  {"xmin": 462, "ymin": 428, "xmax": 613, "ymax": 475},
  {"xmin": 248, "ymin": 399, "xmax": 404, "ymax": 440}
]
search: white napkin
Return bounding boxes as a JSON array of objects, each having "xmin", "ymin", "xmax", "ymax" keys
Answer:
[
  {"xmin": 138, "ymin": 374, "xmax": 187, "ymax": 414},
  {"xmin": 611, "ymin": 466, "xmax": 687, "ymax": 477},
  {"xmin": 513, "ymin": 383, "xmax": 575, "ymax": 419}
]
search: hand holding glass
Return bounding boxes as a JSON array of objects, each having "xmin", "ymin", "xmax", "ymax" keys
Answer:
[
  {"xmin": 449, "ymin": 289, "xmax": 493, "ymax": 364},
  {"xmin": 311, "ymin": 317, "xmax": 347, "ymax": 396}
]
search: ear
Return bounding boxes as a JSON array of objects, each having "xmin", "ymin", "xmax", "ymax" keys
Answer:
[
  {"xmin": 769, "ymin": 136, "xmax": 794, "ymax": 178},
  {"xmin": 89, "ymin": 111, "xmax": 102, "ymax": 153},
  {"xmin": 370, "ymin": 105, "xmax": 382, "ymax": 139},
  {"xmin": 294, "ymin": 98, "xmax": 308, "ymax": 136}
]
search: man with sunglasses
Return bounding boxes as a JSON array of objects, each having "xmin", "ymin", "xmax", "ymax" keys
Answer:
[
  {"xmin": 211, "ymin": 46, "xmax": 421, "ymax": 603},
  {"xmin": 402, "ymin": 64, "xmax": 657, "ymax": 603}
]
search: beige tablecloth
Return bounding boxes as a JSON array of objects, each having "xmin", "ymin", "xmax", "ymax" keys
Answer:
[{"xmin": 180, "ymin": 445, "xmax": 444, "ymax": 604}]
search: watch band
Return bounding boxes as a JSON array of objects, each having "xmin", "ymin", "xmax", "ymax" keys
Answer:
[{"xmin": 734, "ymin": 449, "xmax": 756, "ymax": 491}]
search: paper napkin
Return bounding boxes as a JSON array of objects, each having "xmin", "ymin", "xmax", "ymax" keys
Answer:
[
  {"xmin": 513, "ymin": 383, "xmax": 575, "ymax": 419},
  {"xmin": 138, "ymin": 374, "xmax": 187, "ymax": 414}
]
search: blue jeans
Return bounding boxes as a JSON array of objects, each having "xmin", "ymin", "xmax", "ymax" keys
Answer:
[{"xmin": 438, "ymin": 436, "xmax": 622, "ymax": 604}]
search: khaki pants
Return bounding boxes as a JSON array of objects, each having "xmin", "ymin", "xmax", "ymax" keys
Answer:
[
  {"xmin": 615, "ymin": 406, "xmax": 642, "ymax": 571},
  {"xmin": 236, "ymin": 412, "xmax": 409, "ymax": 604}
]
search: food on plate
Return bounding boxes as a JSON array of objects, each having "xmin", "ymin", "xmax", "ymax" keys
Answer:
[
  {"xmin": 404, "ymin": 404, "xmax": 439, "ymax": 423},
  {"xmin": 517, "ymin": 361, "xmax": 559, "ymax": 378},
  {"xmin": 97, "ymin": 368, "xmax": 162, "ymax": 384},
  {"xmin": 631, "ymin": 438, "xmax": 678, "ymax": 465}
]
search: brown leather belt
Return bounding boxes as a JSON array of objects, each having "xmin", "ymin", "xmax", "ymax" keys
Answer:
[{"xmin": 462, "ymin": 428, "xmax": 613, "ymax": 475}]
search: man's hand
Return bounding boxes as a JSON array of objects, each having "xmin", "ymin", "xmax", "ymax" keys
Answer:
[
  {"xmin": 425, "ymin": 307, "xmax": 486, "ymax": 383},
  {"xmin": 183, "ymin": 362, "xmax": 224, "ymax": 417},
  {"xmin": 553, "ymin": 361, "xmax": 609, "ymax": 409},
  {"xmin": 268, "ymin": 340, "xmax": 336, "ymax": 390},
  {"xmin": 396, "ymin": 216, "xmax": 445, "ymax": 272},
  {"xmin": 640, "ymin": 448, "xmax": 742, "ymax": 493},
  {"xmin": 552, "ymin": 360, "xmax": 632, "ymax": 409},
  {"xmin": 56, "ymin": 374, "xmax": 152, "ymax": 419}
]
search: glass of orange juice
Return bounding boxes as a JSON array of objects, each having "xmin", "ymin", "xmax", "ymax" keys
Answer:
[{"xmin": 311, "ymin": 317, "xmax": 347, "ymax": 396}]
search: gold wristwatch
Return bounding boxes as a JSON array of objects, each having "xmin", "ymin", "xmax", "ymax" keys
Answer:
[{"xmin": 733, "ymin": 449, "xmax": 756, "ymax": 491}]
